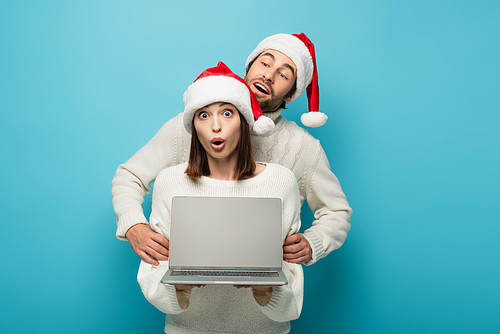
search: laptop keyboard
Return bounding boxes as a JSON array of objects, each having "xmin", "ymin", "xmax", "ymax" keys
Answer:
[{"xmin": 171, "ymin": 271, "xmax": 279, "ymax": 277}]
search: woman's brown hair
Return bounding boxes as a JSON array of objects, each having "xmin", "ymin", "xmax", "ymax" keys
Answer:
[{"xmin": 185, "ymin": 110, "xmax": 256, "ymax": 180}]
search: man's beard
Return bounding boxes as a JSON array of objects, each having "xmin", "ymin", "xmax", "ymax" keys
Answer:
[
  {"xmin": 256, "ymin": 94, "xmax": 284, "ymax": 113},
  {"xmin": 250, "ymin": 79, "xmax": 285, "ymax": 112}
]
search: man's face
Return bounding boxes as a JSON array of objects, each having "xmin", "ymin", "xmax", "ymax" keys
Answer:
[{"xmin": 244, "ymin": 49, "xmax": 297, "ymax": 112}]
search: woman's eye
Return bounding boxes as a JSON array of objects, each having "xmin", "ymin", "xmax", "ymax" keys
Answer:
[
  {"xmin": 199, "ymin": 112, "xmax": 208, "ymax": 119},
  {"xmin": 223, "ymin": 110, "xmax": 233, "ymax": 117}
]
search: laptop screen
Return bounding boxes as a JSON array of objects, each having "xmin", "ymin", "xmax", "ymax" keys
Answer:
[{"xmin": 169, "ymin": 196, "xmax": 283, "ymax": 269}]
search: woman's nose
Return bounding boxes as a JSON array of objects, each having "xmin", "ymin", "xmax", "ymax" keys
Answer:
[{"xmin": 212, "ymin": 119, "xmax": 221, "ymax": 133}]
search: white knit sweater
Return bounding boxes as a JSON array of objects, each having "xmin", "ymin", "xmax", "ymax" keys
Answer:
[
  {"xmin": 112, "ymin": 109, "xmax": 352, "ymax": 265},
  {"xmin": 138, "ymin": 162, "xmax": 303, "ymax": 334}
]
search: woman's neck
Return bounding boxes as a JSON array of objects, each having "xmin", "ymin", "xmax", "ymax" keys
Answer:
[
  {"xmin": 207, "ymin": 158, "xmax": 267, "ymax": 181},
  {"xmin": 207, "ymin": 156, "xmax": 237, "ymax": 181}
]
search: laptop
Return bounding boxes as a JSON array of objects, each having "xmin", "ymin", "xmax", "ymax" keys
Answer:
[{"xmin": 161, "ymin": 196, "xmax": 287, "ymax": 286}]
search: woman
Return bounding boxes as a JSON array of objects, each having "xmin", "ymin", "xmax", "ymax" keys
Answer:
[{"xmin": 137, "ymin": 62, "xmax": 303, "ymax": 334}]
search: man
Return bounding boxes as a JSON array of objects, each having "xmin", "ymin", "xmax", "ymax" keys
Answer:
[{"xmin": 112, "ymin": 33, "xmax": 352, "ymax": 267}]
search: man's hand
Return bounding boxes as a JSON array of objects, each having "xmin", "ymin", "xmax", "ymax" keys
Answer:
[
  {"xmin": 283, "ymin": 233, "xmax": 312, "ymax": 264},
  {"xmin": 125, "ymin": 224, "xmax": 169, "ymax": 266}
]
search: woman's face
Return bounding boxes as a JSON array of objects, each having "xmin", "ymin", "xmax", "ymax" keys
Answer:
[{"xmin": 193, "ymin": 102, "xmax": 241, "ymax": 163}]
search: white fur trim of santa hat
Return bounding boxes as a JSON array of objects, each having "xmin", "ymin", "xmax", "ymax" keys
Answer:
[
  {"xmin": 301, "ymin": 111, "xmax": 328, "ymax": 127},
  {"xmin": 183, "ymin": 62, "xmax": 274, "ymax": 136}
]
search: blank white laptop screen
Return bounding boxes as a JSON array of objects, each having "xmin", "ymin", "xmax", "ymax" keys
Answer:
[{"xmin": 161, "ymin": 196, "xmax": 287, "ymax": 285}]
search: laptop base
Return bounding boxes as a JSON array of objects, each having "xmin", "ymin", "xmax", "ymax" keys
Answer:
[{"xmin": 161, "ymin": 268, "xmax": 287, "ymax": 286}]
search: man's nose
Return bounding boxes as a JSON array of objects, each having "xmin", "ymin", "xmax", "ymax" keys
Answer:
[{"xmin": 262, "ymin": 69, "xmax": 274, "ymax": 83}]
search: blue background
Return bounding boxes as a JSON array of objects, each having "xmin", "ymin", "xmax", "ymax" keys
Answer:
[{"xmin": 1, "ymin": 1, "xmax": 499, "ymax": 333}]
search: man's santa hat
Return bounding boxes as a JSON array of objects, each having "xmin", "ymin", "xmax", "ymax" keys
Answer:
[
  {"xmin": 183, "ymin": 62, "xmax": 275, "ymax": 136},
  {"xmin": 245, "ymin": 32, "xmax": 328, "ymax": 128}
]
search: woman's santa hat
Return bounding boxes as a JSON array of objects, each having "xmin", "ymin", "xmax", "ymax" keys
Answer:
[
  {"xmin": 245, "ymin": 33, "xmax": 328, "ymax": 128},
  {"xmin": 183, "ymin": 62, "xmax": 275, "ymax": 136}
]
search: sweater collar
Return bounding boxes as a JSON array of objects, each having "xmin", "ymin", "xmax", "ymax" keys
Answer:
[{"xmin": 262, "ymin": 108, "xmax": 283, "ymax": 123}]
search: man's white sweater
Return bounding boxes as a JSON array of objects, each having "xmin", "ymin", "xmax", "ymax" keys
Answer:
[
  {"xmin": 138, "ymin": 162, "xmax": 303, "ymax": 334},
  {"xmin": 112, "ymin": 109, "xmax": 352, "ymax": 265}
]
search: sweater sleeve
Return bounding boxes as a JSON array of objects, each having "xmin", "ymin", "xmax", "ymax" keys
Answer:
[
  {"xmin": 302, "ymin": 144, "xmax": 352, "ymax": 265},
  {"xmin": 137, "ymin": 259, "xmax": 187, "ymax": 314},
  {"xmin": 255, "ymin": 169, "xmax": 304, "ymax": 322},
  {"xmin": 136, "ymin": 194, "xmax": 190, "ymax": 314},
  {"xmin": 256, "ymin": 262, "xmax": 303, "ymax": 322},
  {"xmin": 112, "ymin": 113, "xmax": 189, "ymax": 240}
]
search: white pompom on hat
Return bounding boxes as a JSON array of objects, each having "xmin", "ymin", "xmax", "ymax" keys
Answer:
[
  {"xmin": 245, "ymin": 33, "xmax": 328, "ymax": 128},
  {"xmin": 183, "ymin": 62, "xmax": 274, "ymax": 136}
]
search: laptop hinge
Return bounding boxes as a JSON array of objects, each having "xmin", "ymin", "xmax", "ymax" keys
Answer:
[{"xmin": 170, "ymin": 266, "xmax": 280, "ymax": 271}]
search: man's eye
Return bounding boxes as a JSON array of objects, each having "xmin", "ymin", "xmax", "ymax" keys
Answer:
[
  {"xmin": 261, "ymin": 61, "xmax": 269, "ymax": 67},
  {"xmin": 280, "ymin": 73, "xmax": 288, "ymax": 80}
]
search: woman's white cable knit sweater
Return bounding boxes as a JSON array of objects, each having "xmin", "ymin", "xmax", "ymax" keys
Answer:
[{"xmin": 138, "ymin": 162, "xmax": 303, "ymax": 334}]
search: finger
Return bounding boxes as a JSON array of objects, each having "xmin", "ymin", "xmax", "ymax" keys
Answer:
[
  {"xmin": 131, "ymin": 240, "xmax": 166, "ymax": 263},
  {"xmin": 283, "ymin": 240, "xmax": 306, "ymax": 254},
  {"xmin": 284, "ymin": 246, "xmax": 312, "ymax": 263},
  {"xmin": 137, "ymin": 234, "xmax": 169, "ymax": 259},
  {"xmin": 151, "ymin": 232, "xmax": 170, "ymax": 249},
  {"xmin": 283, "ymin": 249, "xmax": 305, "ymax": 260},
  {"xmin": 283, "ymin": 244, "xmax": 300, "ymax": 254},
  {"xmin": 284, "ymin": 256, "xmax": 307, "ymax": 264},
  {"xmin": 283, "ymin": 234, "xmax": 300, "ymax": 245},
  {"xmin": 283, "ymin": 247, "xmax": 311, "ymax": 263},
  {"xmin": 145, "ymin": 243, "xmax": 169, "ymax": 262},
  {"xmin": 145, "ymin": 234, "xmax": 169, "ymax": 260},
  {"xmin": 284, "ymin": 248, "xmax": 309, "ymax": 260},
  {"xmin": 175, "ymin": 285, "xmax": 193, "ymax": 291},
  {"xmin": 138, "ymin": 250, "xmax": 159, "ymax": 266}
]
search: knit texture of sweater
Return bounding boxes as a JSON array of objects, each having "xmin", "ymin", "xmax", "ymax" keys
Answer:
[
  {"xmin": 112, "ymin": 109, "xmax": 352, "ymax": 265},
  {"xmin": 138, "ymin": 162, "xmax": 304, "ymax": 334}
]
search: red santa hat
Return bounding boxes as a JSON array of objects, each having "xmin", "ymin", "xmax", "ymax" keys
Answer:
[
  {"xmin": 183, "ymin": 62, "xmax": 275, "ymax": 136},
  {"xmin": 245, "ymin": 33, "xmax": 328, "ymax": 128}
]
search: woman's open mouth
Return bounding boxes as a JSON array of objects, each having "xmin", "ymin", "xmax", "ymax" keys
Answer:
[{"xmin": 211, "ymin": 137, "xmax": 225, "ymax": 150}]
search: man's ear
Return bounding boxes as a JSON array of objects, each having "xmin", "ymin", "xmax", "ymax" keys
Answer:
[
  {"xmin": 243, "ymin": 72, "xmax": 247, "ymax": 77},
  {"xmin": 284, "ymin": 95, "xmax": 293, "ymax": 103}
]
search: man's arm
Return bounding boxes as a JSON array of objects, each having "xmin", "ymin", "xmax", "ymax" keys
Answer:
[
  {"xmin": 112, "ymin": 113, "xmax": 190, "ymax": 263},
  {"xmin": 300, "ymin": 145, "xmax": 352, "ymax": 265},
  {"xmin": 280, "ymin": 139, "xmax": 351, "ymax": 265}
]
